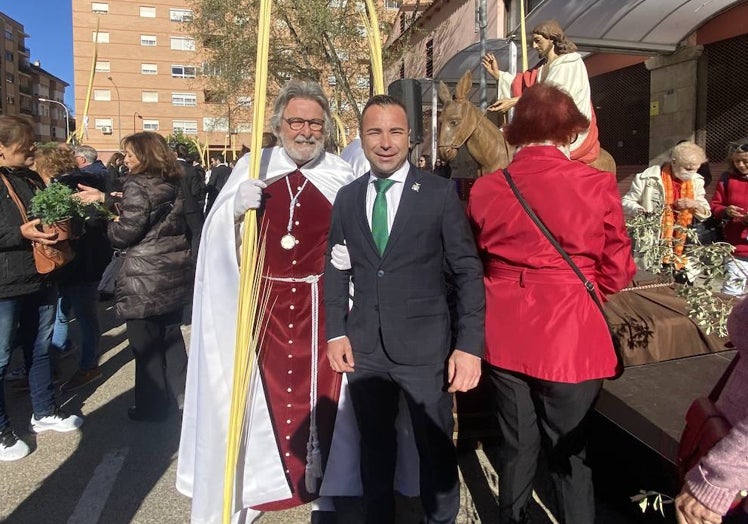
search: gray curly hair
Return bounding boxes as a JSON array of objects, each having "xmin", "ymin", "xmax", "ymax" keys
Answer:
[{"xmin": 270, "ymin": 80, "xmax": 333, "ymax": 142}]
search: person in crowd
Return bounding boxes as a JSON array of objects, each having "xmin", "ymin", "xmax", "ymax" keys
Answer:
[
  {"xmin": 416, "ymin": 154, "xmax": 431, "ymax": 171},
  {"xmin": 105, "ymin": 151, "xmax": 127, "ymax": 193},
  {"xmin": 622, "ymin": 142, "xmax": 710, "ymax": 282},
  {"xmin": 78, "ymin": 132, "xmax": 193, "ymax": 422},
  {"xmin": 711, "ymin": 138, "xmax": 748, "ymax": 296},
  {"xmin": 74, "ymin": 145, "xmax": 109, "ymax": 188},
  {"xmin": 35, "ymin": 146, "xmax": 112, "ymax": 393},
  {"xmin": 0, "ymin": 116, "xmax": 84, "ymax": 461},
  {"xmin": 173, "ymin": 144, "xmax": 204, "ymax": 258},
  {"xmin": 466, "ymin": 84, "xmax": 636, "ymax": 524},
  {"xmin": 325, "ymin": 94, "xmax": 485, "ymax": 523},
  {"xmin": 177, "ymin": 80, "xmax": 356, "ymax": 524},
  {"xmin": 676, "ymin": 296, "xmax": 748, "ymax": 524},
  {"xmin": 433, "ymin": 157, "xmax": 452, "ymax": 179},
  {"xmin": 482, "ymin": 20, "xmax": 600, "ymax": 164},
  {"xmin": 205, "ymin": 153, "xmax": 231, "ymax": 215}
]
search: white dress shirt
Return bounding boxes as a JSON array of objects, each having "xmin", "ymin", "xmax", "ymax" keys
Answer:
[{"xmin": 366, "ymin": 161, "xmax": 410, "ymax": 233}]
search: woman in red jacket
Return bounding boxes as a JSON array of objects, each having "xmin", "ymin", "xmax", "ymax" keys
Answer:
[
  {"xmin": 710, "ymin": 138, "xmax": 748, "ymax": 297},
  {"xmin": 467, "ymin": 83, "xmax": 636, "ymax": 524}
]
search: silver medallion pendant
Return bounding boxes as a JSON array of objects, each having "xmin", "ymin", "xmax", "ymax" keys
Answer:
[{"xmin": 280, "ymin": 234, "xmax": 296, "ymax": 250}]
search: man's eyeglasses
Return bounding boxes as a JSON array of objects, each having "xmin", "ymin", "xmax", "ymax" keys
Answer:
[
  {"xmin": 284, "ymin": 118, "xmax": 324, "ymax": 132},
  {"xmin": 730, "ymin": 142, "xmax": 748, "ymax": 153}
]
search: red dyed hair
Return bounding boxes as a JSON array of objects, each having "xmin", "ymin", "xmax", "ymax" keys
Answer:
[{"xmin": 503, "ymin": 83, "xmax": 589, "ymax": 147}]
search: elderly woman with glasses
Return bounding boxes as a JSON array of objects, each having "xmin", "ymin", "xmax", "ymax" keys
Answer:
[{"xmin": 711, "ymin": 138, "xmax": 748, "ymax": 296}]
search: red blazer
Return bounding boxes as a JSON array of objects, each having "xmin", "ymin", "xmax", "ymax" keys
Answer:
[
  {"xmin": 710, "ymin": 172, "xmax": 748, "ymax": 259},
  {"xmin": 467, "ymin": 146, "xmax": 636, "ymax": 383}
]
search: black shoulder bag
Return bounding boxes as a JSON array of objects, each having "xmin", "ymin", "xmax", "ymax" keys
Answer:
[{"xmin": 502, "ymin": 169, "xmax": 624, "ymax": 378}]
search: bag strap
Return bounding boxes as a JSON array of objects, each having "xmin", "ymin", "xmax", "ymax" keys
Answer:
[
  {"xmin": 501, "ymin": 168, "xmax": 606, "ymax": 315},
  {"xmin": 709, "ymin": 353, "xmax": 740, "ymax": 402},
  {"xmin": 0, "ymin": 173, "xmax": 29, "ymax": 223}
]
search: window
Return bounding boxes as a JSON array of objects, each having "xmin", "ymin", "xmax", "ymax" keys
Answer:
[
  {"xmin": 140, "ymin": 35, "xmax": 157, "ymax": 46},
  {"xmin": 93, "ymin": 31, "xmax": 110, "ymax": 43},
  {"xmin": 170, "ymin": 37, "xmax": 195, "ymax": 51},
  {"xmin": 384, "ymin": 0, "xmax": 402, "ymax": 9},
  {"xmin": 6, "ymin": 96, "xmax": 14, "ymax": 105},
  {"xmin": 327, "ymin": 75, "xmax": 337, "ymax": 86},
  {"xmin": 4, "ymin": 51, "xmax": 13, "ymax": 62},
  {"xmin": 142, "ymin": 91, "xmax": 158, "ymax": 103},
  {"xmin": 141, "ymin": 63, "xmax": 158, "ymax": 75},
  {"xmin": 4, "ymin": 30, "xmax": 12, "ymax": 41},
  {"xmin": 169, "ymin": 8, "xmax": 193, "ymax": 22},
  {"xmin": 140, "ymin": 6, "xmax": 156, "ymax": 17},
  {"xmin": 171, "ymin": 65, "xmax": 197, "ymax": 78},
  {"xmin": 5, "ymin": 73, "xmax": 14, "ymax": 84},
  {"xmin": 91, "ymin": 2, "xmax": 109, "ymax": 13},
  {"xmin": 94, "ymin": 118, "xmax": 113, "ymax": 129},
  {"xmin": 95, "ymin": 60, "xmax": 110, "ymax": 72},
  {"xmin": 172, "ymin": 120, "xmax": 197, "ymax": 135},
  {"xmin": 142, "ymin": 119, "xmax": 159, "ymax": 131},
  {"xmin": 172, "ymin": 92, "xmax": 197, "ymax": 107},
  {"xmin": 236, "ymin": 122, "xmax": 252, "ymax": 133},
  {"xmin": 356, "ymin": 77, "xmax": 370, "ymax": 89},
  {"xmin": 93, "ymin": 89, "xmax": 111, "ymax": 101},
  {"xmin": 203, "ymin": 117, "xmax": 228, "ymax": 132}
]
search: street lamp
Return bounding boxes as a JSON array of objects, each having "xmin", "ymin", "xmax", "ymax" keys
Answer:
[
  {"xmin": 107, "ymin": 76, "xmax": 122, "ymax": 144},
  {"xmin": 38, "ymin": 97, "xmax": 69, "ymax": 142},
  {"xmin": 133, "ymin": 111, "xmax": 142, "ymax": 133}
]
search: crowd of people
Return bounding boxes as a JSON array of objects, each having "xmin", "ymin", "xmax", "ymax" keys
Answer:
[{"xmin": 1, "ymin": 17, "xmax": 747, "ymax": 524}]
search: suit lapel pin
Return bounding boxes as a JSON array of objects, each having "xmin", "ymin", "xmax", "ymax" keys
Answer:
[{"xmin": 412, "ymin": 182, "xmax": 421, "ymax": 192}]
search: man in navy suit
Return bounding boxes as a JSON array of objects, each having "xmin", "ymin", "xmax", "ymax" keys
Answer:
[{"xmin": 324, "ymin": 95, "xmax": 485, "ymax": 523}]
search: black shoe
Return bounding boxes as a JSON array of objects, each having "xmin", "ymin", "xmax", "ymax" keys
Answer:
[
  {"xmin": 127, "ymin": 406, "xmax": 168, "ymax": 422},
  {"xmin": 310, "ymin": 510, "xmax": 336, "ymax": 524}
]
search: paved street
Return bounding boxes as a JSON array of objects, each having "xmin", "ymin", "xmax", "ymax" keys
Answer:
[{"xmin": 0, "ymin": 299, "xmax": 657, "ymax": 523}]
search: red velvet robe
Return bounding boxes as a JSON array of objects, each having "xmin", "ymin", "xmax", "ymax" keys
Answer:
[{"xmin": 253, "ymin": 170, "xmax": 341, "ymax": 510}]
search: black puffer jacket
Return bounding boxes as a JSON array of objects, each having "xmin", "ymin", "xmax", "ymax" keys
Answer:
[
  {"xmin": 108, "ymin": 173, "xmax": 193, "ymax": 320},
  {"xmin": 0, "ymin": 167, "xmax": 46, "ymax": 299}
]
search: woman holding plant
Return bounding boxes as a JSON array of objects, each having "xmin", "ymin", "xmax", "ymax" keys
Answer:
[
  {"xmin": 0, "ymin": 115, "xmax": 84, "ymax": 462},
  {"xmin": 78, "ymin": 132, "xmax": 193, "ymax": 421}
]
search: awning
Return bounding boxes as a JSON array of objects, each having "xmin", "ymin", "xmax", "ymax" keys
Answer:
[{"xmin": 433, "ymin": 0, "xmax": 746, "ymax": 87}]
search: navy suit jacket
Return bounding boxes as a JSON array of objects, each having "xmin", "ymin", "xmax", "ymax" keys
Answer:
[{"xmin": 324, "ymin": 165, "xmax": 485, "ymax": 366}]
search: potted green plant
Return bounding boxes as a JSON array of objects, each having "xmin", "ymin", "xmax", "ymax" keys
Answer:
[{"xmin": 30, "ymin": 183, "xmax": 87, "ymax": 240}]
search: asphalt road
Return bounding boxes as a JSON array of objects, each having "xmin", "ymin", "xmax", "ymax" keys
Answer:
[{"xmin": 0, "ymin": 299, "xmax": 663, "ymax": 523}]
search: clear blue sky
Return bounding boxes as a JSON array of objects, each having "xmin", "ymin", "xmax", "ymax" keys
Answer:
[{"xmin": 1, "ymin": 0, "xmax": 74, "ymax": 110}]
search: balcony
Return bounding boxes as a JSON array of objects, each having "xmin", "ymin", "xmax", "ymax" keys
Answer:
[
  {"xmin": 19, "ymin": 84, "xmax": 32, "ymax": 96},
  {"xmin": 17, "ymin": 44, "xmax": 29, "ymax": 55},
  {"xmin": 20, "ymin": 106, "xmax": 33, "ymax": 115}
]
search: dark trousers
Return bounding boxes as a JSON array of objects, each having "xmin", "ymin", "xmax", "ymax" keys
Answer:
[
  {"xmin": 126, "ymin": 310, "xmax": 187, "ymax": 417},
  {"xmin": 486, "ymin": 365, "xmax": 602, "ymax": 524},
  {"xmin": 346, "ymin": 341, "xmax": 458, "ymax": 524}
]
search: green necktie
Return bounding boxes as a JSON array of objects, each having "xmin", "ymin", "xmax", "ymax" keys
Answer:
[{"xmin": 372, "ymin": 178, "xmax": 396, "ymax": 255}]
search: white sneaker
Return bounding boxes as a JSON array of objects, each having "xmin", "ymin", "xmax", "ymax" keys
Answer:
[
  {"xmin": 0, "ymin": 426, "xmax": 30, "ymax": 461},
  {"xmin": 29, "ymin": 409, "xmax": 84, "ymax": 433}
]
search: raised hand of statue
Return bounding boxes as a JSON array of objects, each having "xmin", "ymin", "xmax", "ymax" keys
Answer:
[
  {"xmin": 481, "ymin": 53, "xmax": 500, "ymax": 80},
  {"xmin": 488, "ymin": 97, "xmax": 519, "ymax": 113}
]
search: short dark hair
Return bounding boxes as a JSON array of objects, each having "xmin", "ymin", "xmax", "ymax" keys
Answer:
[
  {"xmin": 503, "ymin": 83, "xmax": 589, "ymax": 147},
  {"xmin": 175, "ymin": 143, "xmax": 190, "ymax": 159},
  {"xmin": 210, "ymin": 153, "xmax": 225, "ymax": 163},
  {"xmin": 359, "ymin": 95, "xmax": 409, "ymax": 135}
]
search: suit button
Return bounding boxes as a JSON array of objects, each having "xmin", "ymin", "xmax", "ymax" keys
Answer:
[{"xmin": 377, "ymin": 270, "xmax": 384, "ymax": 277}]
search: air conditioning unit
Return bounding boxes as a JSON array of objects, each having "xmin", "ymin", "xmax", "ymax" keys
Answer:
[{"xmin": 101, "ymin": 125, "xmax": 113, "ymax": 135}]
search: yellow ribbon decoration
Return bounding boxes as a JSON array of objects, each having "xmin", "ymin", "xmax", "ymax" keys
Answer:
[
  {"xmin": 362, "ymin": 0, "xmax": 384, "ymax": 95},
  {"xmin": 76, "ymin": 18, "xmax": 100, "ymax": 144},
  {"xmin": 222, "ymin": 0, "xmax": 272, "ymax": 521},
  {"xmin": 520, "ymin": 0, "xmax": 528, "ymax": 72}
]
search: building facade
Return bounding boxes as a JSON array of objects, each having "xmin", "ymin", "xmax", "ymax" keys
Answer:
[
  {"xmin": 71, "ymin": 0, "xmax": 249, "ymax": 159},
  {"xmin": 0, "ymin": 12, "xmax": 69, "ymax": 143}
]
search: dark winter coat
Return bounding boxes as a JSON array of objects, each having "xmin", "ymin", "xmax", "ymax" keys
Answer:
[
  {"xmin": 0, "ymin": 167, "xmax": 47, "ymax": 299},
  {"xmin": 108, "ymin": 172, "xmax": 193, "ymax": 320}
]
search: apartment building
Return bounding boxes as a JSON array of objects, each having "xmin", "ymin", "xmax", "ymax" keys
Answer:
[
  {"xmin": 72, "ymin": 0, "xmax": 247, "ymax": 159},
  {"xmin": 0, "ymin": 12, "xmax": 69, "ymax": 143}
]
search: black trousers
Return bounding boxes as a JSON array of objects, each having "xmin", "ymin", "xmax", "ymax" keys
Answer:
[
  {"xmin": 126, "ymin": 309, "xmax": 187, "ymax": 417},
  {"xmin": 486, "ymin": 365, "xmax": 602, "ymax": 524},
  {"xmin": 346, "ymin": 341, "xmax": 458, "ymax": 524}
]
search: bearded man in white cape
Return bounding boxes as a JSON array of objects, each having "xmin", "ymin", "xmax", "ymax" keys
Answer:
[{"xmin": 177, "ymin": 79, "xmax": 419, "ymax": 524}]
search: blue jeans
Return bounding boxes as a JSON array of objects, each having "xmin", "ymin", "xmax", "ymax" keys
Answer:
[
  {"xmin": 52, "ymin": 282, "xmax": 101, "ymax": 370},
  {"xmin": 0, "ymin": 286, "xmax": 57, "ymax": 430}
]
